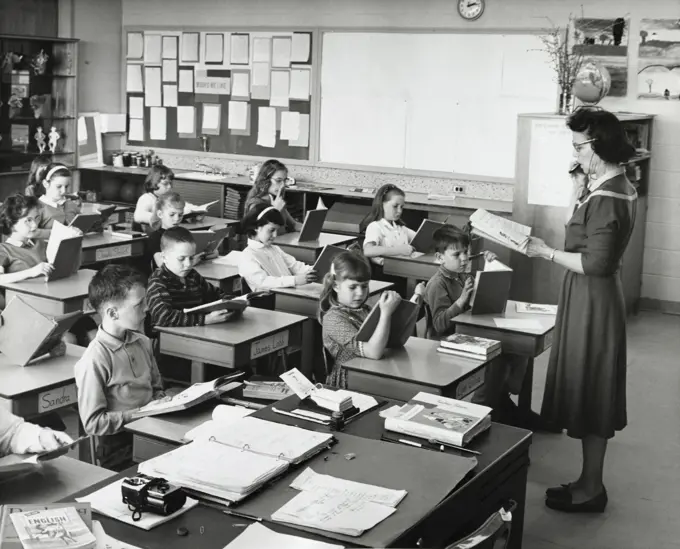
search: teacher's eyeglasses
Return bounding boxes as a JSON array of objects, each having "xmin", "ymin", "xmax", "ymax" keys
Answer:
[{"xmin": 573, "ymin": 138, "xmax": 596, "ymax": 151}]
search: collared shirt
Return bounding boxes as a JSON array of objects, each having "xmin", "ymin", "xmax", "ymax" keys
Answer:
[
  {"xmin": 36, "ymin": 196, "xmax": 80, "ymax": 229},
  {"xmin": 239, "ymin": 239, "xmax": 313, "ymax": 291},
  {"xmin": 0, "ymin": 239, "xmax": 47, "ymax": 273},
  {"xmin": 586, "ymin": 166, "xmax": 625, "ymax": 194},
  {"xmin": 0, "ymin": 409, "xmax": 45, "ymax": 456},
  {"xmin": 75, "ymin": 327, "xmax": 164, "ymax": 436},
  {"xmin": 424, "ymin": 266, "xmax": 467, "ymax": 338},
  {"xmin": 147, "ymin": 264, "xmax": 224, "ymax": 327},
  {"xmin": 363, "ymin": 218, "xmax": 417, "ymax": 265}
]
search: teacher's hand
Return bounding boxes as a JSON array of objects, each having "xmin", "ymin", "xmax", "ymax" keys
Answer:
[{"xmin": 526, "ymin": 236, "xmax": 553, "ymax": 259}]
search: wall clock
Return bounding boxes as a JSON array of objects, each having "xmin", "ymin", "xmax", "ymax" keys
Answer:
[{"xmin": 457, "ymin": 0, "xmax": 485, "ymax": 21}]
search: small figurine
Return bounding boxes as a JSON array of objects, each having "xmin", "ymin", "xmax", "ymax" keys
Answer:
[
  {"xmin": 31, "ymin": 49, "xmax": 49, "ymax": 75},
  {"xmin": 35, "ymin": 126, "xmax": 46, "ymax": 153},
  {"xmin": 48, "ymin": 126, "xmax": 60, "ymax": 153}
]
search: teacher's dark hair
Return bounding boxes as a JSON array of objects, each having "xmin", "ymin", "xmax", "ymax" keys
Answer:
[{"xmin": 567, "ymin": 108, "xmax": 636, "ymax": 164}]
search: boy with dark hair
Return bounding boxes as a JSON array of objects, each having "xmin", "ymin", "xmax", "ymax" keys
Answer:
[{"xmin": 75, "ymin": 264, "xmax": 165, "ymax": 469}]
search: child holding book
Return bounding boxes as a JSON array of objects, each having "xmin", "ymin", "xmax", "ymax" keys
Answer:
[
  {"xmin": 134, "ymin": 164, "xmax": 175, "ymax": 232},
  {"xmin": 146, "ymin": 192, "xmax": 185, "ymax": 269},
  {"xmin": 244, "ymin": 159, "xmax": 301, "ymax": 234},
  {"xmin": 147, "ymin": 227, "xmax": 236, "ymax": 327},
  {"xmin": 0, "ymin": 408, "xmax": 73, "ymax": 456},
  {"xmin": 239, "ymin": 203, "xmax": 316, "ymax": 291},
  {"xmin": 318, "ymin": 250, "xmax": 424, "ymax": 388},
  {"xmin": 32, "ymin": 164, "xmax": 83, "ymax": 237},
  {"xmin": 75, "ymin": 264, "xmax": 166, "ymax": 469}
]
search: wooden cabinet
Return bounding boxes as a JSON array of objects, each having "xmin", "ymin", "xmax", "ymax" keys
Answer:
[{"xmin": 511, "ymin": 112, "xmax": 654, "ymax": 314}]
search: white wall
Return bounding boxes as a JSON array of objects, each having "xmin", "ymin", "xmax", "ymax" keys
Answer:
[{"xmin": 113, "ymin": 0, "xmax": 680, "ymax": 304}]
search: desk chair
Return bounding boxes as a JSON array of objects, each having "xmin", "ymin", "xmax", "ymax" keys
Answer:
[{"xmin": 447, "ymin": 501, "xmax": 516, "ymax": 549}]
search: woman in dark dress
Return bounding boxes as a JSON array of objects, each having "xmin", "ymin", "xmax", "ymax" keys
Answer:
[{"xmin": 527, "ymin": 108, "xmax": 637, "ymax": 513}]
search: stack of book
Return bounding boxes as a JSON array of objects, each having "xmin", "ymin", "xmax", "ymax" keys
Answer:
[
  {"xmin": 242, "ymin": 381, "xmax": 293, "ymax": 401},
  {"xmin": 223, "ymin": 187, "xmax": 246, "ymax": 219},
  {"xmin": 437, "ymin": 333, "xmax": 501, "ymax": 361}
]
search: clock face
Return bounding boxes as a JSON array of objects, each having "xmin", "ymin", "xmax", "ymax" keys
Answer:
[{"xmin": 457, "ymin": 0, "xmax": 485, "ymax": 21}]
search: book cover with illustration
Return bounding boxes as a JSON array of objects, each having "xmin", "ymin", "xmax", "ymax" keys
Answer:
[
  {"xmin": 0, "ymin": 504, "xmax": 92, "ymax": 549},
  {"xmin": 441, "ymin": 333, "xmax": 501, "ymax": 355},
  {"xmin": 8, "ymin": 506, "xmax": 96, "ymax": 549}
]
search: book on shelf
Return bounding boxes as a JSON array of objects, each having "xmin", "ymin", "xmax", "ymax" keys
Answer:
[
  {"xmin": 9, "ymin": 506, "xmax": 96, "ymax": 549},
  {"xmin": 45, "ymin": 221, "xmax": 82, "ymax": 280},
  {"xmin": 469, "ymin": 209, "xmax": 531, "ymax": 255},
  {"xmin": 469, "ymin": 259, "xmax": 513, "ymax": 315},
  {"xmin": 110, "ymin": 229, "xmax": 145, "ymax": 239},
  {"xmin": 437, "ymin": 346, "xmax": 502, "ymax": 361},
  {"xmin": 515, "ymin": 301, "xmax": 558, "ymax": 315},
  {"xmin": 0, "ymin": 297, "xmax": 83, "ymax": 366},
  {"xmin": 182, "ymin": 290, "xmax": 269, "ymax": 314},
  {"xmin": 297, "ymin": 209, "xmax": 328, "ymax": 242},
  {"xmin": 384, "ymin": 392, "xmax": 491, "ymax": 447},
  {"xmin": 355, "ymin": 297, "xmax": 419, "ymax": 349},
  {"xmin": 192, "ymin": 225, "xmax": 230, "ymax": 256},
  {"xmin": 440, "ymin": 333, "xmax": 501, "ymax": 356},
  {"xmin": 0, "ymin": 504, "xmax": 92, "ymax": 549},
  {"xmin": 130, "ymin": 372, "xmax": 244, "ymax": 419},
  {"xmin": 242, "ymin": 380, "xmax": 293, "ymax": 401},
  {"xmin": 312, "ymin": 245, "xmax": 346, "ymax": 279},
  {"xmin": 138, "ymin": 416, "xmax": 334, "ymax": 505}
]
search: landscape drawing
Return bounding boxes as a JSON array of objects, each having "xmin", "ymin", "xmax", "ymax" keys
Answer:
[
  {"xmin": 573, "ymin": 17, "xmax": 629, "ymax": 97},
  {"xmin": 637, "ymin": 18, "xmax": 680, "ymax": 100}
]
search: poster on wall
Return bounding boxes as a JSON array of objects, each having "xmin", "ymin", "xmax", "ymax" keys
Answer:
[
  {"xmin": 573, "ymin": 17, "xmax": 629, "ymax": 97},
  {"xmin": 637, "ymin": 19, "xmax": 680, "ymax": 100}
]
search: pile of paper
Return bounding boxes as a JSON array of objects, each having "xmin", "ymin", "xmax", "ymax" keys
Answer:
[{"xmin": 226, "ymin": 523, "xmax": 344, "ymax": 549}]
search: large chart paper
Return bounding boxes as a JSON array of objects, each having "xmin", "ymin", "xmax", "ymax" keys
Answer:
[{"xmin": 527, "ymin": 119, "xmax": 574, "ymax": 207}]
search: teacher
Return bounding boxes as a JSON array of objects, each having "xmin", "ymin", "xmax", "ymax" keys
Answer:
[{"xmin": 527, "ymin": 108, "xmax": 637, "ymax": 513}]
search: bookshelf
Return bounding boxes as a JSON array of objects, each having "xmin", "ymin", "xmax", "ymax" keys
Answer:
[{"xmin": 0, "ymin": 34, "xmax": 79, "ymax": 175}]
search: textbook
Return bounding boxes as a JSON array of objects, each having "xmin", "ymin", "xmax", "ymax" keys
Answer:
[
  {"xmin": 312, "ymin": 245, "xmax": 346, "ymax": 278},
  {"xmin": 0, "ymin": 504, "xmax": 92, "ymax": 549},
  {"xmin": 410, "ymin": 219, "xmax": 446, "ymax": 253},
  {"xmin": 182, "ymin": 291, "xmax": 269, "ymax": 314},
  {"xmin": 130, "ymin": 373, "xmax": 245, "ymax": 418},
  {"xmin": 469, "ymin": 209, "xmax": 532, "ymax": 255},
  {"xmin": 183, "ymin": 200, "xmax": 218, "ymax": 221},
  {"xmin": 297, "ymin": 209, "xmax": 328, "ymax": 242},
  {"xmin": 469, "ymin": 259, "xmax": 513, "ymax": 315},
  {"xmin": 0, "ymin": 297, "xmax": 83, "ymax": 366},
  {"xmin": 437, "ymin": 346, "xmax": 502, "ymax": 361},
  {"xmin": 385, "ymin": 392, "xmax": 491, "ymax": 447},
  {"xmin": 192, "ymin": 226, "xmax": 230, "ymax": 256},
  {"xmin": 440, "ymin": 333, "xmax": 501, "ymax": 356},
  {"xmin": 242, "ymin": 380, "xmax": 293, "ymax": 401},
  {"xmin": 356, "ymin": 297, "xmax": 419, "ymax": 348},
  {"xmin": 9, "ymin": 506, "xmax": 96, "ymax": 549},
  {"xmin": 68, "ymin": 213, "xmax": 102, "ymax": 234},
  {"xmin": 45, "ymin": 221, "xmax": 82, "ymax": 281}
]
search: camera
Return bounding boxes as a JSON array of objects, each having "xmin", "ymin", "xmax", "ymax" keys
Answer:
[{"xmin": 121, "ymin": 474, "xmax": 186, "ymax": 518}]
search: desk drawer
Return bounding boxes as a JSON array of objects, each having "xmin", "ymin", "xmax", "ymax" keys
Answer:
[{"xmin": 133, "ymin": 435, "xmax": 177, "ymax": 462}]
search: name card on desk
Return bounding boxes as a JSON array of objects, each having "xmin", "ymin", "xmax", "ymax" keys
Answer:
[
  {"xmin": 39, "ymin": 384, "xmax": 77, "ymax": 413},
  {"xmin": 251, "ymin": 330, "xmax": 289, "ymax": 359},
  {"xmin": 95, "ymin": 244, "xmax": 131, "ymax": 262}
]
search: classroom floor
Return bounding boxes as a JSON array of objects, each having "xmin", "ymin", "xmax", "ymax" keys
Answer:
[{"xmin": 59, "ymin": 311, "xmax": 680, "ymax": 549}]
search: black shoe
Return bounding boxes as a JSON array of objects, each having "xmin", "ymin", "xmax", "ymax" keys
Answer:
[
  {"xmin": 545, "ymin": 483, "xmax": 574, "ymax": 500},
  {"xmin": 546, "ymin": 488, "xmax": 608, "ymax": 513},
  {"xmin": 514, "ymin": 409, "xmax": 563, "ymax": 433}
]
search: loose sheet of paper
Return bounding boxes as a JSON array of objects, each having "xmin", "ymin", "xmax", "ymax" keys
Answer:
[
  {"xmin": 253, "ymin": 37, "xmax": 271, "ymax": 62},
  {"xmin": 202, "ymin": 103, "xmax": 221, "ymax": 133},
  {"xmin": 144, "ymin": 66, "xmax": 162, "ymax": 106},
  {"xmin": 226, "ymin": 523, "xmax": 343, "ymax": 549},
  {"xmin": 230, "ymin": 33, "xmax": 249, "ymax": 64},
  {"xmin": 252, "ymin": 61, "xmax": 271, "ymax": 87},
  {"xmin": 92, "ymin": 521, "xmax": 144, "ymax": 549},
  {"xmin": 178, "ymin": 69, "xmax": 194, "ymax": 92},
  {"xmin": 205, "ymin": 33, "xmax": 224, "ymax": 63},
  {"xmin": 128, "ymin": 119, "xmax": 144, "ymax": 142},
  {"xmin": 231, "ymin": 71, "xmax": 250, "ymax": 98},
  {"xmin": 127, "ymin": 32, "xmax": 143, "ymax": 59},
  {"xmin": 272, "ymin": 36, "xmax": 292, "ymax": 68},
  {"xmin": 129, "ymin": 96, "xmax": 144, "ymax": 119},
  {"xmin": 280, "ymin": 367, "xmax": 316, "ymax": 399},
  {"xmin": 257, "ymin": 107, "xmax": 277, "ymax": 148},
  {"xmin": 290, "ymin": 69, "xmax": 311, "ymax": 100},
  {"xmin": 527, "ymin": 119, "xmax": 574, "ymax": 207},
  {"xmin": 162, "ymin": 59, "xmax": 177, "ymax": 83},
  {"xmin": 181, "ymin": 32, "xmax": 200, "ymax": 63},
  {"xmin": 177, "ymin": 106, "xmax": 196, "ymax": 134},
  {"xmin": 162, "ymin": 84, "xmax": 178, "ymax": 107},
  {"xmin": 270, "ymin": 70, "xmax": 290, "ymax": 107},
  {"xmin": 228, "ymin": 101, "xmax": 249, "ymax": 130},
  {"xmin": 290, "ymin": 113, "xmax": 309, "ymax": 147},
  {"xmin": 126, "ymin": 64, "xmax": 143, "ymax": 93},
  {"xmin": 493, "ymin": 318, "xmax": 545, "ymax": 331},
  {"xmin": 149, "ymin": 107, "xmax": 167, "ymax": 140},
  {"xmin": 144, "ymin": 34, "xmax": 162, "ymax": 64},
  {"xmin": 162, "ymin": 35, "xmax": 178, "ymax": 59},
  {"xmin": 280, "ymin": 111, "xmax": 300, "ymax": 140},
  {"xmin": 291, "ymin": 32, "xmax": 311, "ymax": 63}
]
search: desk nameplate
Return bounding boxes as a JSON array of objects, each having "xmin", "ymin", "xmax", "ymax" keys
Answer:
[
  {"xmin": 38, "ymin": 383, "xmax": 77, "ymax": 413},
  {"xmin": 251, "ymin": 330, "xmax": 289, "ymax": 359},
  {"xmin": 95, "ymin": 243, "xmax": 131, "ymax": 262}
]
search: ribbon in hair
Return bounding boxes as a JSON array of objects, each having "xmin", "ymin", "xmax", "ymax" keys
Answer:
[
  {"xmin": 45, "ymin": 165, "xmax": 69, "ymax": 181},
  {"xmin": 257, "ymin": 206, "xmax": 277, "ymax": 220}
]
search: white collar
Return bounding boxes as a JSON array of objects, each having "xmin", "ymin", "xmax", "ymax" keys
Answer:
[
  {"xmin": 247, "ymin": 238, "xmax": 270, "ymax": 250},
  {"xmin": 588, "ymin": 166, "xmax": 624, "ymax": 193},
  {"xmin": 39, "ymin": 195, "xmax": 65, "ymax": 207},
  {"xmin": 6, "ymin": 237, "xmax": 34, "ymax": 248},
  {"xmin": 379, "ymin": 218, "xmax": 400, "ymax": 228}
]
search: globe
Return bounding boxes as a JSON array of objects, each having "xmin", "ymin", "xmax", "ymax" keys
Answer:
[{"xmin": 573, "ymin": 59, "xmax": 612, "ymax": 104}]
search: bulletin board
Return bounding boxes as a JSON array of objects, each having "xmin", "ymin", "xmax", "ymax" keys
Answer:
[{"xmin": 123, "ymin": 28, "xmax": 313, "ymax": 160}]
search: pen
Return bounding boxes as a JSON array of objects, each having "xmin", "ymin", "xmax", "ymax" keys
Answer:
[
  {"xmin": 428, "ymin": 438, "xmax": 481, "ymax": 455},
  {"xmin": 223, "ymin": 397, "xmax": 265, "ymax": 410},
  {"xmin": 380, "ymin": 435, "xmax": 422, "ymax": 448},
  {"xmin": 223, "ymin": 509, "xmax": 262, "ymax": 522},
  {"xmin": 468, "ymin": 252, "xmax": 484, "ymax": 259}
]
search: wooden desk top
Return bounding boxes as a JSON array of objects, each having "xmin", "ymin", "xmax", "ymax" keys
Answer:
[
  {"xmin": 343, "ymin": 337, "xmax": 490, "ymax": 389},
  {"xmin": 155, "ymin": 307, "xmax": 305, "ymax": 345},
  {"xmin": 0, "ymin": 456, "xmax": 114, "ymax": 505},
  {"xmin": 0, "ymin": 269, "xmax": 96, "ymax": 301},
  {"xmin": 82, "ymin": 233, "xmax": 146, "ymax": 249},
  {"xmin": 383, "ymin": 253, "xmax": 438, "ymax": 267},
  {"xmin": 274, "ymin": 232, "xmax": 356, "ymax": 249},
  {"xmin": 452, "ymin": 300, "xmax": 556, "ymax": 336},
  {"xmin": 180, "ymin": 216, "xmax": 237, "ymax": 231},
  {"xmin": 0, "ymin": 345, "xmax": 84, "ymax": 399},
  {"xmin": 193, "ymin": 261, "xmax": 239, "ymax": 282},
  {"xmin": 272, "ymin": 279, "xmax": 392, "ymax": 300}
]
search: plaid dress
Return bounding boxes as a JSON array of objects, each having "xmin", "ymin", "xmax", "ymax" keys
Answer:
[{"xmin": 321, "ymin": 303, "xmax": 371, "ymax": 388}]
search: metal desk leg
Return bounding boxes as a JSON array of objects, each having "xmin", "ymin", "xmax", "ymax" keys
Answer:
[
  {"xmin": 191, "ymin": 360, "xmax": 206, "ymax": 384},
  {"xmin": 299, "ymin": 319, "xmax": 314, "ymax": 379},
  {"xmin": 517, "ymin": 357, "xmax": 534, "ymax": 411}
]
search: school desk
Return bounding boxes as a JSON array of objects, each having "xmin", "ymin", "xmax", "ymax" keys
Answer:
[
  {"xmin": 69, "ymin": 405, "xmax": 532, "ymax": 549},
  {"xmin": 452, "ymin": 300, "xmax": 556, "ymax": 411},
  {"xmin": 273, "ymin": 231, "xmax": 357, "ymax": 263},
  {"xmin": 1, "ymin": 269, "xmax": 97, "ymax": 316},
  {"xmin": 193, "ymin": 259, "xmax": 242, "ymax": 294},
  {"xmin": 154, "ymin": 307, "xmax": 307, "ymax": 384},
  {"xmin": 0, "ymin": 456, "xmax": 114, "ymax": 505},
  {"xmin": 343, "ymin": 336, "xmax": 490, "ymax": 402},
  {"xmin": 81, "ymin": 232, "xmax": 147, "ymax": 266},
  {"xmin": 382, "ymin": 253, "xmax": 439, "ymax": 294},
  {"xmin": 180, "ymin": 215, "xmax": 238, "ymax": 232}
]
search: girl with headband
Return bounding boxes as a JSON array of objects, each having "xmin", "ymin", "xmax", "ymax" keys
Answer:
[{"xmin": 33, "ymin": 163, "xmax": 83, "ymax": 237}]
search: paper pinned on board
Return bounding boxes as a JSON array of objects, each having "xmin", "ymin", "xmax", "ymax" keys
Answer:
[
  {"xmin": 253, "ymin": 37, "xmax": 271, "ymax": 62},
  {"xmin": 280, "ymin": 111, "xmax": 300, "ymax": 141},
  {"xmin": 162, "ymin": 35, "xmax": 178, "ymax": 59},
  {"xmin": 527, "ymin": 119, "xmax": 574, "ymax": 208},
  {"xmin": 144, "ymin": 34, "xmax": 162, "ymax": 64},
  {"xmin": 129, "ymin": 96, "xmax": 144, "ymax": 119},
  {"xmin": 272, "ymin": 37, "xmax": 292, "ymax": 68},
  {"xmin": 228, "ymin": 101, "xmax": 249, "ymax": 131},
  {"xmin": 289, "ymin": 69, "xmax": 311, "ymax": 100},
  {"xmin": 202, "ymin": 103, "xmax": 222, "ymax": 133},
  {"xmin": 230, "ymin": 33, "xmax": 249, "ymax": 64},
  {"xmin": 231, "ymin": 72, "xmax": 250, "ymax": 98},
  {"xmin": 162, "ymin": 59, "xmax": 177, "ymax": 83},
  {"xmin": 181, "ymin": 32, "xmax": 200, "ymax": 63},
  {"xmin": 144, "ymin": 66, "xmax": 162, "ymax": 107},
  {"xmin": 126, "ymin": 64, "xmax": 143, "ymax": 93},
  {"xmin": 205, "ymin": 33, "xmax": 225, "ymax": 64},
  {"xmin": 291, "ymin": 32, "xmax": 312, "ymax": 63},
  {"xmin": 149, "ymin": 107, "xmax": 167, "ymax": 140},
  {"xmin": 178, "ymin": 69, "xmax": 194, "ymax": 93},
  {"xmin": 290, "ymin": 113, "xmax": 309, "ymax": 147},
  {"xmin": 163, "ymin": 84, "xmax": 178, "ymax": 107},
  {"xmin": 252, "ymin": 62, "xmax": 271, "ymax": 87},
  {"xmin": 270, "ymin": 70, "xmax": 290, "ymax": 107},
  {"xmin": 128, "ymin": 119, "xmax": 144, "ymax": 142},
  {"xmin": 127, "ymin": 32, "xmax": 144, "ymax": 59},
  {"xmin": 257, "ymin": 106, "xmax": 277, "ymax": 148},
  {"xmin": 177, "ymin": 106, "xmax": 196, "ymax": 135}
]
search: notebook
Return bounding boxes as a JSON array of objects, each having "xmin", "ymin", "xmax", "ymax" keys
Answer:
[
  {"xmin": 469, "ymin": 259, "xmax": 513, "ymax": 315},
  {"xmin": 355, "ymin": 298, "xmax": 419, "ymax": 348},
  {"xmin": 192, "ymin": 225, "xmax": 231, "ymax": 256},
  {"xmin": 45, "ymin": 221, "xmax": 82, "ymax": 280},
  {"xmin": 298, "ymin": 209, "xmax": 328, "ymax": 242},
  {"xmin": 312, "ymin": 245, "xmax": 346, "ymax": 278},
  {"xmin": 410, "ymin": 219, "xmax": 446, "ymax": 253},
  {"xmin": 0, "ymin": 297, "xmax": 83, "ymax": 366}
]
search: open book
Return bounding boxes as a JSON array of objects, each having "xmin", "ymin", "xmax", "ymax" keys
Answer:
[
  {"xmin": 469, "ymin": 259, "xmax": 513, "ymax": 315},
  {"xmin": 183, "ymin": 200, "xmax": 219, "ymax": 221},
  {"xmin": 0, "ymin": 436, "xmax": 89, "ymax": 477},
  {"xmin": 469, "ymin": 209, "xmax": 531, "ymax": 255},
  {"xmin": 0, "ymin": 297, "xmax": 83, "ymax": 366},
  {"xmin": 410, "ymin": 219, "xmax": 448, "ymax": 253},
  {"xmin": 356, "ymin": 298, "xmax": 420, "ymax": 349},
  {"xmin": 312, "ymin": 245, "xmax": 346, "ymax": 279},
  {"xmin": 46, "ymin": 221, "xmax": 83, "ymax": 280},
  {"xmin": 298, "ymin": 209, "xmax": 328, "ymax": 242},
  {"xmin": 192, "ymin": 225, "xmax": 231, "ymax": 256},
  {"xmin": 281, "ymin": 368, "xmax": 352, "ymax": 412},
  {"xmin": 130, "ymin": 373, "xmax": 245, "ymax": 419},
  {"xmin": 68, "ymin": 213, "xmax": 103, "ymax": 234},
  {"xmin": 182, "ymin": 291, "xmax": 269, "ymax": 314}
]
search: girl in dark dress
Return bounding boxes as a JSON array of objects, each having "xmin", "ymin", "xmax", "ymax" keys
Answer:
[{"xmin": 527, "ymin": 108, "xmax": 637, "ymax": 513}]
